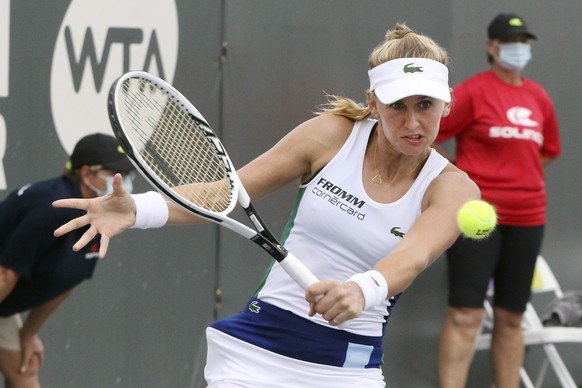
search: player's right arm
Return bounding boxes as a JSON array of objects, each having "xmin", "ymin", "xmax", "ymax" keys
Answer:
[
  {"xmin": 237, "ymin": 114, "xmax": 352, "ymax": 201},
  {"xmin": 54, "ymin": 114, "xmax": 354, "ymax": 255}
]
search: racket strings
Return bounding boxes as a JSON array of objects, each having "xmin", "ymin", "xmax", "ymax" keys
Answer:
[{"xmin": 118, "ymin": 78, "xmax": 233, "ymax": 213}]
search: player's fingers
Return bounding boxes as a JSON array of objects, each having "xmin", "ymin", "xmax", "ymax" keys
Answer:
[
  {"xmin": 308, "ymin": 302, "xmax": 317, "ymax": 317},
  {"xmin": 111, "ymin": 173, "xmax": 126, "ymax": 194},
  {"xmin": 52, "ymin": 198, "xmax": 88, "ymax": 210},
  {"xmin": 305, "ymin": 279, "xmax": 336, "ymax": 302},
  {"xmin": 329, "ymin": 314, "xmax": 353, "ymax": 329},
  {"xmin": 98, "ymin": 234, "xmax": 110, "ymax": 259},
  {"xmin": 305, "ymin": 289, "xmax": 321, "ymax": 304},
  {"xmin": 71, "ymin": 226, "xmax": 99, "ymax": 251},
  {"xmin": 53, "ymin": 214, "xmax": 90, "ymax": 237},
  {"xmin": 307, "ymin": 280, "xmax": 344, "ymax": 306}
]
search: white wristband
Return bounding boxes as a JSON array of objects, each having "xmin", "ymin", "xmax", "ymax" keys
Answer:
[
  {"xmin": 348, "ymin": 270, "xmax": 389, "ymax": 310},
  {"xmin": 130, "ymin": 191, "xmax": 169, "ymax": 229}
]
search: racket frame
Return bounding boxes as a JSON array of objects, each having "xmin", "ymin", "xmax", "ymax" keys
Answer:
[{"xmin": 108, "ymin": 71, "xmax": 291, "ymax": 264}]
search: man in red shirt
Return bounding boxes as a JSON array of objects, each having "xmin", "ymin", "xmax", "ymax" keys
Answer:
[{"xmin": 435, "ymin": 13, "xmax": 561, "ymax": 388}]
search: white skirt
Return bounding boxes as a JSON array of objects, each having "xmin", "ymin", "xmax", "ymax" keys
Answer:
[{"xmin": 205, "ymin": 328, "xmax": 386, "ymax": 388}]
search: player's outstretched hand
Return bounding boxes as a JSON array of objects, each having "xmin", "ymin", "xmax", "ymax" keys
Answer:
[
  {"xmin": 306, "ymin": 280, "xmax": 365, "ymax": 326},
  {"xmin": 53, "ymin": 173, "xmax": 136, "ymax": 258}
]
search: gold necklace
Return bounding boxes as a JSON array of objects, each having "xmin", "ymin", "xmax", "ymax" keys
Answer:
[
  {"xmin": 371, "ymin": 134, "xmax": 428, "ymax": 185},
  {"xmin": 371, "ymin": 136, "xmax": 383, "ymax": 184}
]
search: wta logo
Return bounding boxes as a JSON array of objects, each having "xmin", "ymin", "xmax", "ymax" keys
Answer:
[{"xmin": 50, "ymin": 0, "xmax": 179, "ymax": 154}]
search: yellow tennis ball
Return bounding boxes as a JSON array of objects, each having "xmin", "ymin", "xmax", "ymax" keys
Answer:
[{"xmin": 457, "ymin": 200, "xmax": 497, "ymax": 239}]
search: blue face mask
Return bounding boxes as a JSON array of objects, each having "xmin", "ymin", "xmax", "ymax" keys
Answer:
[{"xmin": 498, "ymin": 42, "xmax": 532, "ymax": 72}]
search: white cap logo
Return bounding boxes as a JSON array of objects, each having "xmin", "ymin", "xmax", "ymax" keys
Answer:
[{"xmin": 369, "ymin": 58, "xmax": 450, "ymax": 105}]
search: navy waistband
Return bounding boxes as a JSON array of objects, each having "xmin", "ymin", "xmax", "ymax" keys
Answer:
[{"xmin": 210, "ymin": 298, "xmax": 383, "ymax": 368}]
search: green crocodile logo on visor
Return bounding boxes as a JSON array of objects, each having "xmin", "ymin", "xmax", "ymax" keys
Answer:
[{"xmin": 403, "ymin": 63, "xmax": 423, "ymax": 73}]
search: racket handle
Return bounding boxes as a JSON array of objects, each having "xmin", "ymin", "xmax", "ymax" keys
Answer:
[
  {"xmin": 279, "ymin": 252, "xmax": 319, "ymax": 291},
  {"xmin": 279, "ymin": 252, "xmax": 350, "ymax": 329}
]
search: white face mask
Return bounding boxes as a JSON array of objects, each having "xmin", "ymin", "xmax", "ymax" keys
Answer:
[
  {"xmin": 498, "ymin": 42, "xmax": 532, "ymax": 72},
  {"xmin": 89, "ymin": 174, "xmax": 134, "ymax": 196}
]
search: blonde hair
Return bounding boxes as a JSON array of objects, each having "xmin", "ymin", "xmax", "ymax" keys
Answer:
[{"xmin": 317, "ymin": 23, "xmax": 449, "ymax": 120}]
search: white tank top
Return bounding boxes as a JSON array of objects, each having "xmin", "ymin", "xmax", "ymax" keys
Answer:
[{"xmin": 258, "ymin": 118, "xmax": 449, "ymax": 336}]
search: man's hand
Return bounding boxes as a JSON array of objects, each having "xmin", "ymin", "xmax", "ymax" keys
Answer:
[{"xmin": 19, "ymin": 333, "xmax": 43, "ymax": 374}]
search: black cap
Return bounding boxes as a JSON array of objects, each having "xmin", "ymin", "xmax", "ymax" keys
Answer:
[
  {"xmin": 488, "ymin": 13, "xmax": 537, "ymax": 41},
  {"xmin": 69, "ymin": 133, "xmax": 134, "ymax": 172}
]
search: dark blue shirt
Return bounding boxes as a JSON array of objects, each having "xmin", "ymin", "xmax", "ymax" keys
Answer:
[{"xmin": 0, "ymin": 176, "xmax": 99, "ymax": 316}]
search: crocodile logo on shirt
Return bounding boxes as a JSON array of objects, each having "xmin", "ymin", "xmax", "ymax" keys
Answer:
[
  {"xmin": 249, "ymin": 301, "xmax": 261, "ymax": 314},
  {"xmin": 403, "ymin": 63, "xmax": 423, "ymax": 73},
  {"xmin": 390, "ymin": 226, "xmax": 405, "ymax": 238}
]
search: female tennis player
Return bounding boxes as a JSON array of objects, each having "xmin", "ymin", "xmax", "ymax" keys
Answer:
[{"xmin": 54, "ymin": 23, "xmax": 479, "ymax": 387}]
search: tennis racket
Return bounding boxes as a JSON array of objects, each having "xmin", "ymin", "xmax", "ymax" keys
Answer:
[{"xmin": 107, "ymin": 71, "xmax": 321, "ymax": 295}]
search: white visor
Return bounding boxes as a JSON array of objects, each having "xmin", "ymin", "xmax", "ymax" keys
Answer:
[{"xmin": 369, "ymin": 58, "xmax": 451, "ymax": 104}]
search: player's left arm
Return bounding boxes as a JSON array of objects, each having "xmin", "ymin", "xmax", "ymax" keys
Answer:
[
  {"xmin": 307, "ymin": 164, "xmax": 480, "ymax": 324},
  {"xmin": 374, "ymin": 165, "xmax": 480, "ymax": 297}
]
